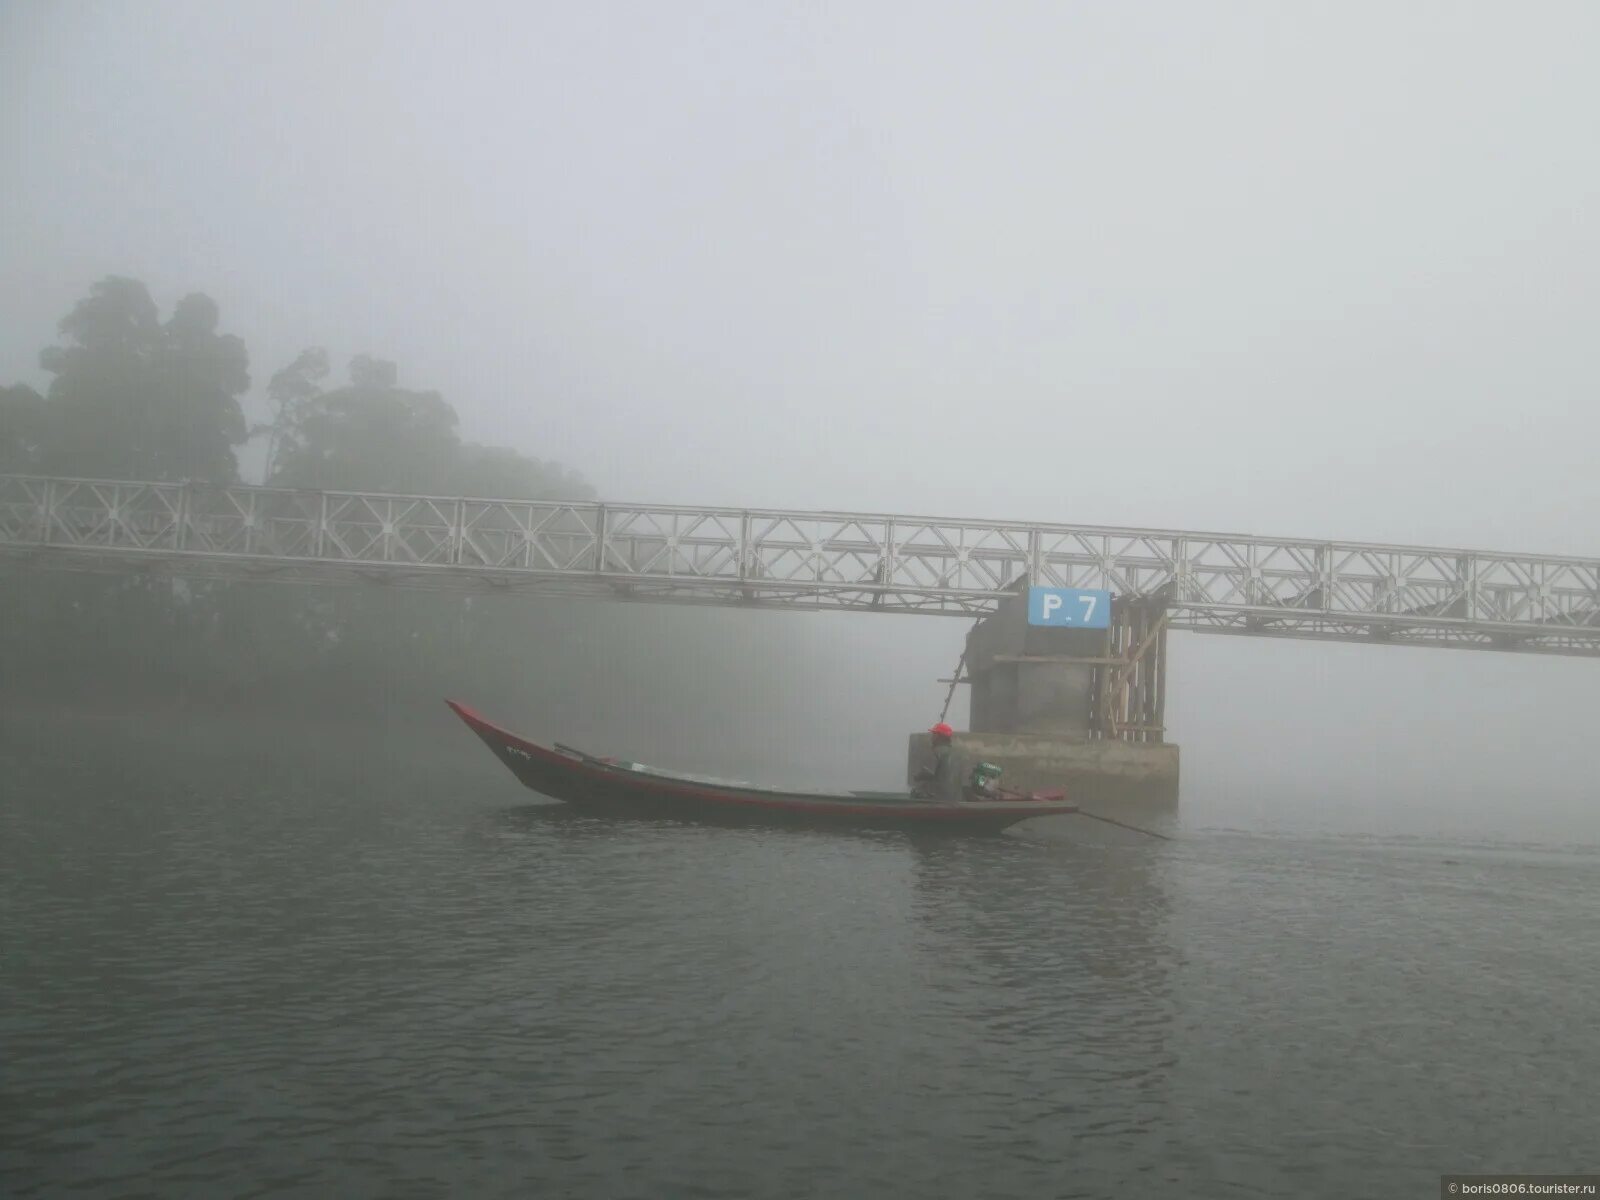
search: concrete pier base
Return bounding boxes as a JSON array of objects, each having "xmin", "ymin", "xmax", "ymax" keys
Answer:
[{"xmin": 907, "ymin": 732, "xmax": 1179, "ymax": 807}]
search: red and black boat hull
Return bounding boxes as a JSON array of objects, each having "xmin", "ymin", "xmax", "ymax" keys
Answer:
[{"xmin": 446, "ymin": 700, "xmax": 1075, "ymax": 834}]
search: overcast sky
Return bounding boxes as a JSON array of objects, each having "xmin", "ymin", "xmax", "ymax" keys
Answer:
[
  {"xmin": 5, "ymin": 0, "xmax": 1597, "ymax": 553},
  {"xmin": 3, "ymin": 1, "xmax": 1596, "ymax": 829}
]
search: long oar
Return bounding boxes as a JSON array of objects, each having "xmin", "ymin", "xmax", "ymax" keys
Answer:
[
  {"xmin": 996, "ymin": 787, "xmax": 1171, "ymax": 841},
  {"xmin": 1069, "ymin": 809, "xmax": 1172, "ymax": 841}
]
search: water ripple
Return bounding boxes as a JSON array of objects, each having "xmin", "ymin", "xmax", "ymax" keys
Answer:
[{"xmin": 3, "ymin": 735, "xmax": 1597, "ymax": 1198}]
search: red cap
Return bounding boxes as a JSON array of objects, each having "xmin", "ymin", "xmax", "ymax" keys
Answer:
[{"xmin": 929, "ymin": 722, "xmax": 954, "ymax": 738}]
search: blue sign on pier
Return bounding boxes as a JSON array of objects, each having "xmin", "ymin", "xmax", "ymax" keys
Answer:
[{"xmin": 1027, "ymin": 586, "xmax": 1112, "ymax": 629}]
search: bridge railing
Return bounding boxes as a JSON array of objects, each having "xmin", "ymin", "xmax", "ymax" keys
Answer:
[{"xmin": 2, "ymin": 473, "xmax": 1597, "ymax": 654}]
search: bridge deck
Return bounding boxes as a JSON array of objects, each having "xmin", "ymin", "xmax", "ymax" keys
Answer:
[{"xmin": 2, "ymin": 474, "xmax": 1596, "ymax": 656}]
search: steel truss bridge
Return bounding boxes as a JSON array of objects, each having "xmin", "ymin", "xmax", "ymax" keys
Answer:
[{"xmin": 1, "ymin": 473, "xmax": 1597, "ymax": 657}]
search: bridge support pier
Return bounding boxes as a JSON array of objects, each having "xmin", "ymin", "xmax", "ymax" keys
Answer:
[{"xmin": 908, "ymin": 587, "xmax": 1180, "ymax": 807}]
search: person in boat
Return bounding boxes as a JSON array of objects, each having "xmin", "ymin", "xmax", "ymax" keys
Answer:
[{"xmin": 913, "ymin": 722, "xmax": 959, "ymax": 801}]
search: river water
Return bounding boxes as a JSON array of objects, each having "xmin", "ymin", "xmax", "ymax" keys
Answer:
[{"xmin": 3, "ymin": 709, "xmax": 1597, "ymax": 1199}]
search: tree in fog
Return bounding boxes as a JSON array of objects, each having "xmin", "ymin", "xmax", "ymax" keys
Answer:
[
  {"xmin": 2, "ymin": 281, "xmax": 251, "ymax": 696},
  {"xmin": 268, "ymin": 353, "xmax": 459, "ymax": 493},
  {"xmin": 0, "ymin": 383, "xmax": 45, "ymax": 471},
  {"xmin": 452, "ymin": 443, "xmax": 595, "ymax": 501},
  {"xmin": 33, "ymin": 277, "xmax": 249, "ymax": 482},
  {"xmin": 259, "ymin": 345, "xmax": 330, "ymax": 482},
  {"xmin": 266, "ymin": 351, "xmax": 593, "ymax": 500}
]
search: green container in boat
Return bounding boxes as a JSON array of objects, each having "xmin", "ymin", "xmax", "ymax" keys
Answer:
[{"xmin": 969, "ymin": 762, "xmax": 1003, "ymax": 789}]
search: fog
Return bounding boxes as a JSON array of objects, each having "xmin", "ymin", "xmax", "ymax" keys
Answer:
[{"xmin": 3, "ymin": 1, "xmax": 1596, "ymax": 837}]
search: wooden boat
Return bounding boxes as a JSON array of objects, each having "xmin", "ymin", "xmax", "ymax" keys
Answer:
[{"xmin": 447, "ymin": 700, "xmax": 1078, "ymax": 833}]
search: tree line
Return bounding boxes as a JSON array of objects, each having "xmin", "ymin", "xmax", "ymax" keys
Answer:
[
  {"xmin": 0, "ymin": 277, "xmax": 602, "ymax": 715},
  {"xmin": 1, "ymin": 275, "xmax": 592, "ymax": 500}
]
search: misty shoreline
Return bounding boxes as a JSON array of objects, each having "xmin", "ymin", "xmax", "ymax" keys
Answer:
[{"xmin": 0, "ymin": 690, "xmax": 478, "ymax": 770}]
